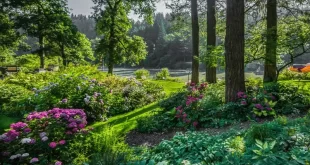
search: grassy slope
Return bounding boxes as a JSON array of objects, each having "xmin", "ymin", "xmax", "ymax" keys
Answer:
[
  {"xmin": 0, "ymin": 115, "xmax": 19, "ymax": 133},
  {"xmin": 92, "ymin": 80, "xmax": 184, "ymax": 134},
  {"xmin": 0, "ymin": 79, "xmax": 184, "ymax": 134}
]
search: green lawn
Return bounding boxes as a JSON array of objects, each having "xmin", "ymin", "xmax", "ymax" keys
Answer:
[
  {"xmin": 92, "ymin": 80, "xmax": 184, "ymax": 134},
  {"xmin": 0, "ymin": 115, "xmax": 19, "ymax": 133},
  {"xmin": 148, "ymin": 80, "xmax": 185, "ymax": 95}
]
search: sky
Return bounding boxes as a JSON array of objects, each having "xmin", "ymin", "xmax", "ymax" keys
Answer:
[{"xmin": 67, "ymin": 0, "xmax": 171, "ymax": 20}]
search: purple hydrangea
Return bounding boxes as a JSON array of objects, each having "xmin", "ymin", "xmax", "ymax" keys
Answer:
[
  {"xmin": 2, "ymin": 130, "xmax": 20, "ymax": 142},
  {"xmin": 39, "ymin": 132, "xmax": 47, "ymax": 138},
  {"xmin": 10, "ymin": 122, "xmax": 28, "ymax": 131},
  {"xmin": 24, "ymin": 128, "xmax": 31, "ymax": 133}
]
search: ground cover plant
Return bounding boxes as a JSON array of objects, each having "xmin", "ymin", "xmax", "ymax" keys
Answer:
[{"xmin": 131, "ymin": 114, "xmax": 310, "ymax": 165}]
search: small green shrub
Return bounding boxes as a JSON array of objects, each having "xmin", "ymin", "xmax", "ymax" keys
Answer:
[
  {"xmin": 245, "ymin": 122, "xmax": 283, "ymax": 145},
  {"xmin": 275, "ymin": 116, "xmax": 288, "ymax": 126},
  {"xmin": 155, "ymin": 68, "xmax": 170, "ymax": 80},
  {"xmin": 226, "ymin": 136, "xmax": 245, "ymax": 155},
  {"xmin": 278, "ymin": 69, "xmax": 310, "ymax": 80},
  {"xmin": 159, "ymin": 90, "xmax": 187, "ymax": 111},
  {"xmin": 136, "ymin": 109, "xmax": 176, "ymax": 133},
  {"xmin": 134, "ymin": 69, "xmax": 150, "ymax": 79}
]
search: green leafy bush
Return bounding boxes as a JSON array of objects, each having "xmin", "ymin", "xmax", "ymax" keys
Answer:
[
  {"xmin": 278, "ymin": 69, "xmax": 310, "ymax": 80},
  {"xmin": 133, "ymin": 114, "xmax": 310, "ymax": 165},
  {"xmin": 0, "ymin": 66, "xmax": 165, "ymax": 121},
  {"xmin": 155, "ymin": 68, "xmax": 170, "ymax": 80},
  {"xmin": 159, "ymin": 90, "xmax": 187, "ymax": 111},
  {"xmin": 0, "ymin": 84, "xmax": 33, "ymax": 117},
  {"xmin": 69, "ymin": 126, "xmax": 133, "ymax": 165},
  {"xmin": 136, "ymin": 109, "xmax": 176, "ymax": 133},
  {"xmin": 134, "ymin": 69, "xmax": 150, "ymax": 79}
]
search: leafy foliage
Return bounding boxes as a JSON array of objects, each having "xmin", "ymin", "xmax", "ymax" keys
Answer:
[
  {"xmin": 0, "ymin": 108, "xmax": 91, "ymax": 164},
  {"xmin": 134, "ymin": 69, "xmax": 150, "ymax": 79},
  {"xmin": 133, "ymin": 114, "xmax": 310, "ymax": 165},
  {"xmin": 0, "ymin": 66, "xmax": 165, "ymax": 121}
]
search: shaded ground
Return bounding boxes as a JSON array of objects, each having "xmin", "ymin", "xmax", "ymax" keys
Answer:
[
  {"xmin": 126, "ymin": 113, "xmax": 308, "ymax": 147},
  {"xmin": 0, "ymin": 115, "xmax": 19, "ymax": 133},
  {"xmin": 126, "ymin": 121, "xmax": 253, "ymax": 147},
  {"xmin": 91, "ymin": 80, "xmax": 185, "ymax": 135}
]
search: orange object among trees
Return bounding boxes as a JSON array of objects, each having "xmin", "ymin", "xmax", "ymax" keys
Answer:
[{"xmin": 289, "ymin": 63, "xmax": 310, "ymax": 73}]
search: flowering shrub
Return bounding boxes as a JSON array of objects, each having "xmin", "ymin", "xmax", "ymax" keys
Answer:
[
  {"xmin": 0, "ymin": 66, "xmax": 165, "ymax": 120},
  {"xmin": 236, "ymin": 89, "xmax": 277, "ymax": 118},
  {"xmin": 2, "ymin": 73, "xmax": 164, "ymax": 121},
  {"xmin": 0, "ymin": 108, "xmax": 91, "ymax": 164},
  {"xmin": 174, "ymin": 82, "xmax": 208, "ymax": 129}
]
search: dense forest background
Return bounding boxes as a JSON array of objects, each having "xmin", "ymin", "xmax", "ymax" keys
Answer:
[{"xmin": 12, "ymin": 11, "xmax": 310, "ymax": 71}]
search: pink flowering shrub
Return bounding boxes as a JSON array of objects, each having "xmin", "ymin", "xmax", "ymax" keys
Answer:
[
  {"xmin": 236, "ymin": 89, "xmax": 277, "ymax": 118},
  {"xmin": 0, "ymin": 108, "xmax": 91, "ymax": 164},
  {"xmin": 174, "ymin": 82, "xmax": 208, "ymax": 129}
]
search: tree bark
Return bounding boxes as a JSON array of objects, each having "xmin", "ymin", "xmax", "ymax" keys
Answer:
[
  {"xmin": 39, "ymin": 35, "xmax": 45, "ymax": 69},
  {"xmin": 107, "ymin": 4, "xmax": 117, "ymax": 75},
  {"xmin": 225, "ymin": 0, "xmax": 245, "ymax": 102},
  {"xmin": 264, "ymin": 0, "xmax": 277, "ymax": 82},
  {"xmin": 61, "ymin": 43, "xmax": 67, "ymax": 67},
  {"xmin": 191, "ymin": 0, "xmax": 199, "ymax": 83},
  {"xmin": 206, "ymin": 0, "xmax": 217, "ymax": 83}
]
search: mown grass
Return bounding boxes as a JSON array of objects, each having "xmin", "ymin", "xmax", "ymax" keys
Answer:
[
  {"xmin": 0, "ymin": 115, "xmax": 19, "ymax": 133},
  {"xmin": 92, "ymin": 80, "xmax": 184, "ymax": 135}
]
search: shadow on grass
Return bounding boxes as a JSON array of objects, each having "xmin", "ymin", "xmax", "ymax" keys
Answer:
[
  {"xmin": 92, "ymin": 103, "xmax": 159, "ymax": 132},
  {"xmin": 0, "ymin": 115, "xmax": 19, "ymax": 134}
]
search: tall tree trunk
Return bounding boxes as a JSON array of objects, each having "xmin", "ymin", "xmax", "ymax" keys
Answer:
[
  {"xmin": 108, "ymin": 62, "xmax": 113, "ymax": 74},
  {"xmin": 225, "ymin": 0, "xmax": 245, "ymax": 102},
  {"xmin": 191, "ymin": 0, "xmax": 199, "ymax": 83},
  {"xmin": 61, "ymin": 43, "xmax": 67, "ymax": 67},
  {"xmin": 206, "ymin": 0, "xmax": 217, "ymax": 83},
  {"xmin": 39, "ymin": 35, "xmax": 45, "ymax": 69},
  {"xmin": 264, "ymin": 0, "xmax": 277, "ymax": 82},
  {"xmin": 107, "ymin": 5, "xmax": 117, "ymax": 75}
]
